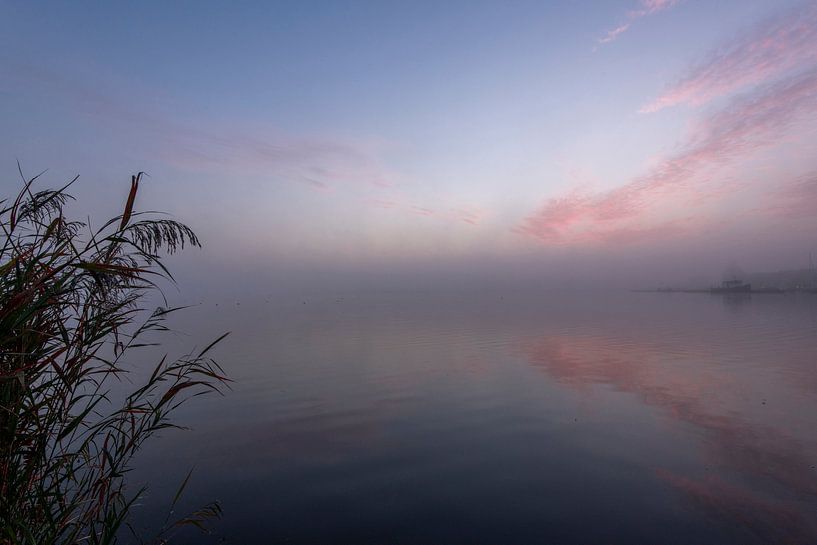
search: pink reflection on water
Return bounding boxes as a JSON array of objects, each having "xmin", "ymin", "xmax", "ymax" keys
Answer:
[{"xmin": 522, "ymin": 331, "xmax": 817, "ymax": 542}]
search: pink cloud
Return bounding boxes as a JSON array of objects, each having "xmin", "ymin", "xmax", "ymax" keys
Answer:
[
  {"xmin": 631, "ymin": 0, "xmax": 680, "ymax": 17},
  {"xmin": 517, "ymin": 68, "xmax": 817, "ymax": 245},
  {"xmin": 409, "ymin": 206, "xmax": 435, "ymax": 216},
  {"xmin": 642, "ymin": 3, "xmax": 817, "ymax": 113},
  {"xmin": 512, "ymin": 192, "xmax": 594, "ymax": 241},
  {"xmin": 759, "ymin": 173, "xmax": 817, "ymax": 219},
  {"xmin": 597, "ymin": 0, "xmax": 680, "ymax": 45},
  {"xmin": 448, "ymin": 207, "xmax": 485, "ymax": 226},
  {"xmin": 368, "ymin": 198, "xmax": 399, "ymax": 209},
  {"xmin": 598, "ymin": 23, "xmax": 631, "ymax": 45},
  {"xmin": 643, "ymin": 0, "xmax": 677, "ymax": 10}
]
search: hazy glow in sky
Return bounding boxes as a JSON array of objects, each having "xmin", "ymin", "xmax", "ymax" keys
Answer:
[{"xmin": 2, "ymin": 0, "xmax": 816, "ymax": 285}]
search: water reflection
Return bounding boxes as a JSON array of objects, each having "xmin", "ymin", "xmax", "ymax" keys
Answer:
[
  {"xmin": 523, "ymin": 324, "xmax": 817, "ymax": 543},
  {"xmin": 720, "ymin": 292, "xmax": 752, "ymax": 311},
  {"xmin": 656, "ymin": 472, "xmax": 814, "ymax": 545},
  {"xmin": 132, "ymin": 291, "xmax": 817, "ymax": 544}
]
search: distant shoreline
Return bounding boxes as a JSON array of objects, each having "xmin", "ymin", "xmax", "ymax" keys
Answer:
[{"xmin": 631, "ymin": 288, "xmax": 815, "ymax": 294}]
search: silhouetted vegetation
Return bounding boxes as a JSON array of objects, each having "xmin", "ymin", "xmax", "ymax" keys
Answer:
[{"xmin": 1, "ymin": 170, "xmax": 228, "ymax": 544}]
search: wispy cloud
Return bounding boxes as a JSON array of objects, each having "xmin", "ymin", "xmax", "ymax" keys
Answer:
[
  {"xmin": 528, "ymin": 3, "xmax": 817, "ymax": 247},
  {"xmin": 598, "ymin": 0, "xmax": 680, "ymax": 45},
  {"xmin": 516, "ymin": 68, "xmax": 817, "ymax": 244},
  {"xmin": 365, "ymin": 197, "xmax": 485, "ymax": 226},
  {"xmin": 409, "ymin": 205, "xmax": 435, "ymax": 217},
  {"xmin": 368, "ymin": 199, "xmax": 400, "ymax": 209},
  {"xmin": 641, "ymin": 2, "xmax": 817, "ymax": 112},
  {"xmin": 3, "ymin": 56, "xmax": 504, "ymax": 234},
  {"xmin": 0, "ymin": 57, "xmax": 398, "ymax": 192},
  {"xmin": 449, "ymin": 207, "xmax": 484, "ymax": 226},
  {"xmin": 760, "ymin": 173, "xmax": 817, "ymax": 219},
  {"xmin": 598, "ymin": 23, "xmax": 632, "ymax": 45},
  {"xmin": 165, "ymin": 129, "xmax": 397, "ymax": 191}
]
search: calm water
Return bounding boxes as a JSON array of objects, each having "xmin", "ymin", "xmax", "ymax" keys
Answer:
[{"xmin": 132, "ymin": 291, "xmax": 817, "ymax": 544}]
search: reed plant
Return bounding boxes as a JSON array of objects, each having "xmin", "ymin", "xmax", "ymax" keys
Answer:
[{"xmin": 0, "ymin": 170, "xmax": 228, "ymax": 544}]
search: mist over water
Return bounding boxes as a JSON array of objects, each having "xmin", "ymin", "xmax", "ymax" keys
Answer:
[{"xmin": 130, "ymin": 289, "xmax": 817, "ymax": 544}]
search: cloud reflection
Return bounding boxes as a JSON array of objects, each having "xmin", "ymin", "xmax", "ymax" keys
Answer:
[{"xmin": 523, "ymin": 332, "xmax": 817, "ymax": 542}]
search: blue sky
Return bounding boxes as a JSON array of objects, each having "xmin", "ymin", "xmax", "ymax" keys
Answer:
[{"xmin": 2, "ymin": 0, "xmax": 816, "ymax": 287}]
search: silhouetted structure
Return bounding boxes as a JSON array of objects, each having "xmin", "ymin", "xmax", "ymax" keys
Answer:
[{"xmin": 710, "ymin": 279, "xmax": 751, "ymax": 293}]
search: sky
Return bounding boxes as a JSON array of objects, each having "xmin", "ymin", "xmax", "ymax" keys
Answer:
[{"xmin": 2, "ymin": 0, "xmax": 817, "ymax": 292}]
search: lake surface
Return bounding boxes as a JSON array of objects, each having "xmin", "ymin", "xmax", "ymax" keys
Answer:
[{"xmin": 132, "ymin": 291, "xmax": 817, "ymax": 544}]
